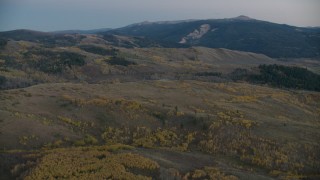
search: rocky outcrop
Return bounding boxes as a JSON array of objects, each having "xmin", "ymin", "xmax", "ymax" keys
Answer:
[{"xmin": 179, "ymin": 24, "xmax": 211, "ymax": 44}]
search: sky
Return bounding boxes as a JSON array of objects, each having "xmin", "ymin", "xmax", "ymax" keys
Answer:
[{"xmin": 0, "ymin": 0, "xmax": 319, "ymax": 32}]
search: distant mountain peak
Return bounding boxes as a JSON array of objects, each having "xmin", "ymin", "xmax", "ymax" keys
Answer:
[{"xmin": 232, "ymin": 15, "xmax": 254, "ymax": 21}]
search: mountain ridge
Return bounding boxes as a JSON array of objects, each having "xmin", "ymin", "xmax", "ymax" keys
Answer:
[
  {"xmin": 51, "ymin": 28, "xmax": 112, "ymax": 34},
  {"xmin": 1, "ymin": 16, "xmax": 320, "ymax": 58},
  {"xmin": 105, "ymin": 16, "xmax": 320, "ymax": 58}
]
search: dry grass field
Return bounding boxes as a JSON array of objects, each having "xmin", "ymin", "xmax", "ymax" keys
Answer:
[{"xmin": 1, "ymin": 80, "xmax": 319, "ymax": 179}]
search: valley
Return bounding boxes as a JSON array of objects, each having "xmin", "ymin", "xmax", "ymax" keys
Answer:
[{"xmin": 0, "ymin": 17, "xmax": 320, "ymax": 179}]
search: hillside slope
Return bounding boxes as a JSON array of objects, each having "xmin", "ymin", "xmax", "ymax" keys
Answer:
[
  {"xmin": 1, "ymin": 33, "xmax": 320, "ymax": 179},
  {"xmin": 1, "ymin": 81, "xmax": 319, "ymax": 179}
]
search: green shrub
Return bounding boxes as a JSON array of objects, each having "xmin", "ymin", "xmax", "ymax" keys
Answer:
[
  {"xmin": 79, "ymin": 45, "xmax": 118, "ymax": 56},
  {"xmin": 250, "ymin": 64, "xmax": 320, "ymax": 91},
  {"xmin": 195, "ymin": 72, "xmax": 222, "ymax": 77},
  {"xmin": 29, "ymin": 50, "xmax": 86, "ymax": 73},
  {"xmin": 0, "ymin": 75, "xmax": 6, "ymax": 85},
  {"xmin": 84, "ymin": 134, "xmax": 98, "ymax": 145},
  {"xmin": 106, "ymin": 56, "xmax": 136, "ymax": 66},
  {"xmin": 0, "ymin": 38, "xmax": 8, "ymax": 49}
]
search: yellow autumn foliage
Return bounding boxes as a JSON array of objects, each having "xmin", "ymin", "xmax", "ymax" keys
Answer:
[{"xmin": 24, "ymin": 145, "xmax": 159, "ymax": 180}]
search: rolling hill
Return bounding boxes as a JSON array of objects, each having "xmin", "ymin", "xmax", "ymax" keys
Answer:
[{"xmin": 0, "ymin": 29, "xmax": 85, "ymax": 47}]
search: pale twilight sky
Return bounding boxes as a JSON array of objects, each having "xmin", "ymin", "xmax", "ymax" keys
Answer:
[{"xmin": 0, "ymin": 0, "xmax": 319, "ymax": 31}]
